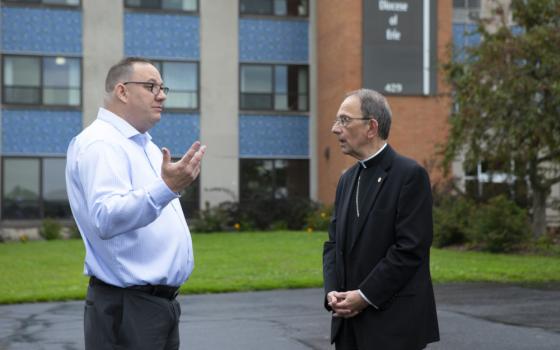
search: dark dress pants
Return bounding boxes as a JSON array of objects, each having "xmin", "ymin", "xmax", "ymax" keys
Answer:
[{"xmin": 84, "ymin": 282, "xmax": 181, "ymax": 350}]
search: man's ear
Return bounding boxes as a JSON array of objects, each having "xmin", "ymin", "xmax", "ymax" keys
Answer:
[
  {"xmin": 115, "ymin": 84, "xmax": 128, "ymax": 103},
  {"xmin": 367, "ymin": 118, "xmax": 379, "ymax": 139}
]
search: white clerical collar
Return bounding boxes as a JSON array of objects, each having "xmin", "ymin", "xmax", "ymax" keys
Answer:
[{"xmin": 359, "ymin": 143, "xmax": 387, "ymax": 168}]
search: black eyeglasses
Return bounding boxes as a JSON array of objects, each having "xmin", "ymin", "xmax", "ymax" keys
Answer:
[
  {"xmin": 333, "ymin": 115, "xmax": 372, "ymax": 127},
  {"xmin": 123, "ymin": 81, "xmax": 169, "ymax": 95}
]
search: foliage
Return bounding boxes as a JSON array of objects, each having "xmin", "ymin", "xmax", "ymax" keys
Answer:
[
  {"xmin": 305, "ymin": 204, "xmax": 333, "ymax": 232},
  {"xmin": 189, "ymin": 202, "xmax": 237, "ymax": 233},
  {"xmin": 443, "ymin": 0, "xmax": 560, "ymax": 237},
  {"xmin": 39, "ymin": 218, "xmax": 62, "ymax": 240},
  {"xmin": 189, "ymin": 198, "xmax": 318, "ymax": 232},
  {"xmin": 468, "ymin": 195, "xmax": 531, "ymax": 252},
  {"xmin": 433, "ymin": 196, "xmax": 475, "ymax": 247},
  {"xmin": 239, "ymin": 196, "xmax": 317, "ymax": 231}
]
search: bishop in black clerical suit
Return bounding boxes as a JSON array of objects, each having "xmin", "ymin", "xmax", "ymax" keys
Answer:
[{"xmin": 323, "ymin": 89, "xmax": 440, "ymax": 350}]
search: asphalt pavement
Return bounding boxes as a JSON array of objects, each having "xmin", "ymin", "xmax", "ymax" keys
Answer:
[{"xmin": 0, "ymin": 283, "xmax": 559, "ymax": 350}]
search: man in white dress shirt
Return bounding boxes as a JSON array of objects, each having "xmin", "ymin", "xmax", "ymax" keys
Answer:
[{"xmin": 66, "ymin": 57, "xmax": 206, "ymax": 350}]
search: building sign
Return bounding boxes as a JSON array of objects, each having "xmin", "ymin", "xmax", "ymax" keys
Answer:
[{"xmin": 363, "ymin": 0, "xmax": 437, "ymax": 95}]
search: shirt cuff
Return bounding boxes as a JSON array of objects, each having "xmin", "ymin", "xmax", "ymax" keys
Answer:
[
  {"xmin": 358, "ymin": 289, "xmax": 379, "ymax": 309},
  {"xmin": 146, "ymin": 178, "xmax": 180, "ymax": 207}
]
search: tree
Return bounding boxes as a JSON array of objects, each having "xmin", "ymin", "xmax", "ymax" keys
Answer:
[{"xmin": 443, "ymin": 0, "xmax": 560, "ymax": 237}]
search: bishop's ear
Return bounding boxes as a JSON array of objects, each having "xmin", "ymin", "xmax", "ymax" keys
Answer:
[{"xmin": 367, "ymin": 118, "xmax": 379, "ymax": 139}]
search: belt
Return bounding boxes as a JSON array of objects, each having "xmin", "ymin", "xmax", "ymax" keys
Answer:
[{"xmin": 89, "ymin": 276, "xmax": 180, "ymax": 300}]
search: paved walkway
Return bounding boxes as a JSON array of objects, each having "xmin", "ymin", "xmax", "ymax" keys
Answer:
[{"xmin": 1, "ymin": 283, "xmax": 559, "ymax": 349}]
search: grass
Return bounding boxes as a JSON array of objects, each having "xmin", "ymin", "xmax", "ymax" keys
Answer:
[{"xmin": 1, "ymin": 231, "xmax": 560, "ymax": 304}]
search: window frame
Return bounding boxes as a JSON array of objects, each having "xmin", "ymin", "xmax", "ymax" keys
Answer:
[
  {"xmin": 239, "ymin": 63, "xmax": 309, "ymax": 112},
  {"xmin": 152, "ymin": 59, "xmax": 200, "ymax": 112},
  {"xmin": 239, "ymin": 0, "xmax": 309, "ymax": 18},
  {"xmin": 0, "ymin": 0, "xmax": 81, "ymax": 8},
  {"xmin": 1, "ymin": 54, "xmax": 83, "ymax": 109},
  {"xmin": 1, "ymin": 156, "xmax": 72, "ymax": 221},
  {"xmin": 123, "ymin": 0, "xmax": 199, "ymax": 14},
  {"xmin": 239, "ymin": 158, "xmax": 309, "ymax": 202}
]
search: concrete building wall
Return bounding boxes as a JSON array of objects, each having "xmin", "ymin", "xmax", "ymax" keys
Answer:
[
  {"xmin": 82, "ymin": 0, "xmax": 123, "ymax": 126},
  {"xmin": 199, "ymin": 0, "xmax": 240, "ymax": 206}
]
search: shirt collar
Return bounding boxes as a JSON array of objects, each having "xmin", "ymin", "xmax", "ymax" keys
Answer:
[
  {"xmin": 97, "ymin": 108, "xmax": 152, "ymax": 146},
  {"xmin": 359, "ymin": 142, "xmax": 387, "ymax": 168}
]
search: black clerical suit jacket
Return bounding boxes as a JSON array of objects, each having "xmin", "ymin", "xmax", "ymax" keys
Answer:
[{"xmin": 323, "ymin": 145, "xmax": 439, "ymax": 350}]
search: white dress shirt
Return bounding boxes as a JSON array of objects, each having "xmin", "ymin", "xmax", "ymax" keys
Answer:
[{"xmin": 66, "ymin": 108, "xmax": 194, "ymax": 287}]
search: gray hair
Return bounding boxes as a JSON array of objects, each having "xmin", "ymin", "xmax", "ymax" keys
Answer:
[
  {"xmin": 105, "ymin": 57, "xmax": 155, "ymax": 93},
  {"xmin": 346, "ymin": 89, "xmax": 392, "ymax": 140}
]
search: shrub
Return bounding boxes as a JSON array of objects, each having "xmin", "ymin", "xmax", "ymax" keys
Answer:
[
  {"xmin": 189, "ymin": 202, "xmax": 239, "ymax": 233},
  {"xmin": 306, "ymin": 204, "xmax": 333, "ymax": 232},
  {"xmin": 40, "ymin": 218, "xmax": 62, "ymax": 240},
  {"xmin": 239, "ymin": 196, "xmax": 316, "ymax": 231},
  {"xmin": 468, "ymin": 195, "xmax": 531, "ymax": 253},
  {"xmin": 433, "ymin": 196, "xmax": 474, "ymax": 247}
]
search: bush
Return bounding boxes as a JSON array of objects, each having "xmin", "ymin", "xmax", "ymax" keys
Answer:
[
  {"xmin": 40, "ymin": 218, "xmax": 62, "ymax": 240},
  {"xmin": 468, "ymin": 195, "xmax": 531, "ymax": 253},
  {"xmin": 433, "ymin": 196, "xmax": 474, "ymax": 247},
  {"xmin": 238, "ymin": 196, "xmax": 316, "ymax": 231},
  {"xmin": 189, "ymin": 202, "xmax": 239, "ymax": 233},
  {"xmin": 306, "ymin": 204, "xmax": 333, "ymax": 232}
]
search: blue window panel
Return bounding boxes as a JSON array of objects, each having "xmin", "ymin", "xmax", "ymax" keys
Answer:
[
  {"xmin": 125, "ymin": 13, "xmax": 199, "ymax": 60},
  {"xmin": 452, "ymin": 23, "xmax": 480, "ymax": 62},
  {"xmin": 2, "ymin": 110, "xmax": 81, "ymax": 155},
  {"xmin": 240, "ymin": 18, "xmax": 308, "ymax": 63},
  {"xmin": 149, "ymin": 113, "xmax": 200, "ymax": 157},
  {"xmin": 1, "ymin": 7, "xmax": 81, "ymax": 54},
  {"xmin": 240, "ymin": 115, "xmax": 308, "ymax": 157}
]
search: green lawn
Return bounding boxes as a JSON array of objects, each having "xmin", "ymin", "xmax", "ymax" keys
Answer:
[{"xmin": 1, "ymin": 231, "xmax": 559, "ymax": 304}]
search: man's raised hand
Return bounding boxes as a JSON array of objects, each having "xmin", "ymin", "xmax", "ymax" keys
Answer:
[{"xmin": 161, "ymin": 141, "xmax": 207, "ymax": 193}]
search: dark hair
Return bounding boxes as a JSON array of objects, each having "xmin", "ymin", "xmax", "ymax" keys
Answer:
[
  {"xmin": 346, "ymin": 89, "xmax": 392, "ymax": 140},
  {"xmin": 105, "ymin": 57, "xmax": 155, "ymax": 93}
]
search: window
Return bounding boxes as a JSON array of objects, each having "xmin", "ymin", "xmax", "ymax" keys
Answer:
[
  {"xmin": 453, "ymin": 0, "xmax": 480, "ymax": 9},
  {"xmin": 152, "ymin": 61, "xmax": 198, "ymax": 110},
  {"xmin": 453, "ymin": 0, "xmax": 481, "ymax": 22},
  {"xmin": 464, "ymin": 160, "xmax": 529, "ymax": 207},
  {"xmin": 240, "ymin": 0, "xmax": 308, "ymax": 17},
  {"xmin": 179, "ymin": 178, "xmax": 199, "ymax": 219},
  {"xmin": 240, "ymin": 64, "xmax": 308, "ymax": 111},
  {"xmin": 1, "ymin": 0, "xmax": 80, "ymax": 6},
  {"xmin": 2, "ymin": 157, "xmax": 71, "ymax": 220},
  {"xmin": 124, "ymin": 0, "xmax": 197, "ymax": 12},
  {"xmin": 2, "ymin": 55, "xmax": 81, "ymax": 107},
  {"xmin": 240, "ymin": 159, "xmax": 309, "ymax": 201}
]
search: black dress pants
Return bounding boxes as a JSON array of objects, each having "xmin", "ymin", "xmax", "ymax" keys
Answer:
[{"xmin": 84, "ymin": 281, "xmax": 181, "ymax": 350}]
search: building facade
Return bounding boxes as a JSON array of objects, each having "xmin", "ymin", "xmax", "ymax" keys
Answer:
[{"xmin": 2, "ymin": 0, "xmax": 555, "ymax": 232}]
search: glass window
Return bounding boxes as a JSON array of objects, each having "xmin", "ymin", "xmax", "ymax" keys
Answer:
[
  {"xmin": 43, "ymin": 158, "xmax": 72, "ymax": 218},
  {"xmin": 158, "ymin": 61, "xmax": 198, "ymax": 109},
  {"xmin": 2, "ymin": 157, "xmax": 73, "ymax": 220},
  {"xmin": 125, "ymin": 0, "xmax": 197, "ymax": 11},
  {"xmin": 43, "ymin": 57, "xmax": 81, "ymax": 106},
  {"xmin": 3, "ymin": 56, "xmax": 41, "ymax": 104},
  {"xmin": 240, "ymin": 159, "xmax": 309, "ymax": 201},
  {"xmin": 2, "ymin": 55, "xmax": 82, "ymax": 107},
  {"xmin": 240, "ymin": 0, "xmax": 308, "ymax": 17},
  {"xmin": 2, "ymin": 158, "xmax": 40, "ymax": 219},
  {"xmin": 179, "ymin": 178, "xmax": 199, "ymax": 219},
  {"xmin": 241, "ymin": 65, "xmax": 273, "ymax": 110},
  {"xmin": 2, "ymin": 0, "xmax": 80, "ymax": 5},
  {"xmin": 453, "ymin": 0, "xmax": 480, "ymax": 9},
  {"xmin": 240, "ymin": 64, "xmax": 308, "ymax": 111}
]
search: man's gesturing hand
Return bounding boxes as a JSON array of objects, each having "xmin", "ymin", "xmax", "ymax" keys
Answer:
[{"xmin": 161, "ymin": 141, "xmax": 207, "ymax": 193}]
